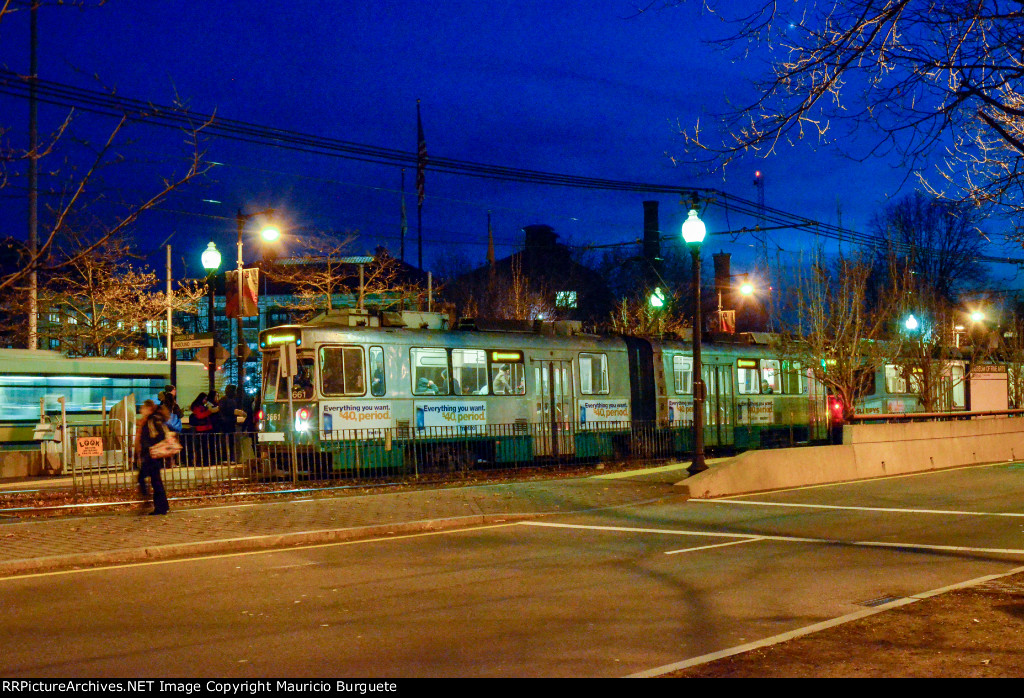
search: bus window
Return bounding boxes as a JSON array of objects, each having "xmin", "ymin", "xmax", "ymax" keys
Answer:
[
  {"xmin": 320, "ymin": 346, "xmax": 365, "ymax": 396},
  {"xmin": 452, "ymin": 349, "xmax": 487, "ymax": 395},
  {"xmin": 579, "ymin": 353, "xmax": 609, "ymax": 394},
  {"xmin": 737, "ymin": 359, "xmax": 760, "ymax": 394},
  {"xmin": 673, "ymin": 355, "xmax": 692, "ymax": 394},
  {"xmin": 369, "ymin": 346, "xmax": 386, "ymax": 397},
  {"xmin": 411, "ymin": 347, "xmax": 449, "ymax": 396}
]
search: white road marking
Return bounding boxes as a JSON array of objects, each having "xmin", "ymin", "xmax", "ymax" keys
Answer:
[
  {"xmin": 628, "ymin": 563, "xmax": 1024, "ymax": 678},
  {"xmin": 519, "ymin": 521, "xmax": 1024, "ymax": 556},
  {"xmin": 693, "ymin": 499, "xmax": 1024, "ymax": 518},
  {"xmin": 664, "ymin": 538, "xmax": 765, "ymax": 555}
]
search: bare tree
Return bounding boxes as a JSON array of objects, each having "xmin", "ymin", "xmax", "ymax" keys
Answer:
[
  {"xmin": 263, "ymin": 235, "xmax": 427, "ymax": 321},
  {"xmin": 32, "ymin": 235, "xmax": 205, "ymax": 358},
  {"xmin": 0, "ymin": 1, "xmax": 212, "ymax": 342},
  {"xmin": 870, "ymin": 192, "xmax": 988, "ymax": 302},
  {"xmin": 442, "ymin": 256, "xmax": 559, "ymax": 322},
  {"xmin": 774, "ymin": 249, "xmax": 906, "ymax": 420},
  {"xmin": 605, "ymin": 292, "xmax": 690, "ymax": 337},
  {"xmin": 680, "ymin": 1, "xmax": 1024, "ymax": 231}
]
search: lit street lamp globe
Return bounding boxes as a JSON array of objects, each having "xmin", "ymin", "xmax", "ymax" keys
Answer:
[
  {"xmin": 259, "ymin": 226, "xmax": 281, "ymax": 243},
  {"xmin": 681, "ymin": 209, "xmax": 707, "ymax": 246},
  {"xmin": 202, "ymin": 242, "xmax": 221, "ymax": 272}
]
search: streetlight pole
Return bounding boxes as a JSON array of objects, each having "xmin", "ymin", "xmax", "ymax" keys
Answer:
[
  {"xmin": 682, "ymin": 207, "xmax": 708, "ymax": 475},
  {"xmin": 202, "ymin": 242, "xmax": 222, "ymax": 397},
  {"xmin": 235, "ymin": 208, "xmax": 279, "ymax": 394}
]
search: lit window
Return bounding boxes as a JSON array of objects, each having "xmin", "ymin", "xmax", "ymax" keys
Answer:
[
  {"xmin": 579, "ymin": 353, "xmax": 609, "ymax": 394},
  {"xmin": 672, "ymin": 355, "xmax": 692, "ymax": 394}
]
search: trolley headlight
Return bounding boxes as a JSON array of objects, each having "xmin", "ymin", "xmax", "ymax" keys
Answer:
[{"xmin": 295, "ymin": 407, "xmax": 311, "ymax": 432}]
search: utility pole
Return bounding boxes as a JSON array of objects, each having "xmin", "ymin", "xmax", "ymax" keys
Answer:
[{"xmin": 27, "ymin": 3, "xmax": 39, "ymax": 350}]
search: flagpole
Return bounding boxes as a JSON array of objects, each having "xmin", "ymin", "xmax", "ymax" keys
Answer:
[{"xmin": 400, "ymin": 168, "xmax": 407, "ymax": 264}]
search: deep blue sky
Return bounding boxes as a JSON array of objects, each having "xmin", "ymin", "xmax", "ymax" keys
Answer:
[{"xmin": 2, "ymin": 0, "xmax": 1019, "ymax": 288}]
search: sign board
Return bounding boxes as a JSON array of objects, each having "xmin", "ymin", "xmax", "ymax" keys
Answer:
[
  {"xmin": 76, "ymin": 436, "xmax": 104, "ymax": 458},
  {"xmin": 667, "ymin": 399, "xmax": 694, "ymax": 425},
  {"xmin": 415, "ymin": 401, "xmax": 487, "ymax": 433},
  {"xmin": 321, "ymin": 401, "xmax": 393, "ymax": 437},
  {"xmin": 173, "ymin": 332, "xmax": 214, "ymax": 350},
  {"xmin": 737, "ymin": 398, "xmax": 774, "ymax": 425},
  {"xmin": 578, "ymin": 398, "xmax": 630, "ymax": 428},
  {"xmin": 196, "ymin": 343, "xmax": 230, "ymax": 368}
]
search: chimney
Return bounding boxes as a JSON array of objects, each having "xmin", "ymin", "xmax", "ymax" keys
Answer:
[
  {"xmin": 713, "ymin": 252, "xmax": 736, "ymax": 332},
  {"xmin": 713, "ymin": 252, "xmax": 732, "ymax": 306}
]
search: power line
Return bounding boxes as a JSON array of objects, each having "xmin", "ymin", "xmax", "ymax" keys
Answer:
[{"xmin": 2, "ymin": 69, "xmax": 1022, "ymax": 266}]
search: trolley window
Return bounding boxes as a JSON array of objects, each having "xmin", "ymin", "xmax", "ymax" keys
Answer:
[
  {"xmin": 451, "ymin": 349, "xmax": 487, "ymax": 395},
  {"xmin": 273, "ymin": 355, "xmax": 315, "ymax": 401},
  {"xmin": 737, "ymin": 358, "xmax": 760, "ymax": 394},
  {"xmin": 579, "ymin": 353, "xmax": 609, "ymax": 395},
  {"xmin": 672, "ymin": 355, "xmax": 692, "ymax": 395},
  {"xmin": 489, "ymin": 350, "xmax": 526, "ymax": 395},
  {"xmin": 263, "ymin": 356, "xmax": 279, "ymax": 401},
  {"xmin": 781, "ymin": 360, "xmax": 807, "ymax": 395},
  {"xmin": 411, "ymin": 347, "xmax": 450, "ymax": 396},
  {"xmin": 760, "ymin": 359, "xmax": 781, "ymax": 394},
  {"xmin": 369, "ymin": 346, "xmax": 386, "ymax": 397},
  {"xmin": 885, "ymin": 364, "xmax": 909, "ymax": 394},
  {"xmin": 951, "ymin": 364, "xmax": 966, "ymax": 409},
  {"xmin": 320, "ymin": 346, "xmax": 365, "ymax": 397}
]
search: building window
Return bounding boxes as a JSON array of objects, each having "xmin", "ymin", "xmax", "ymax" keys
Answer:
[{"xmin": 555, "ymin": 291, "xmax": 577, "ymax": 309}]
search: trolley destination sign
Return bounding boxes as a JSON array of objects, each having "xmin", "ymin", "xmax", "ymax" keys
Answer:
[{"xmin": 172, "ymin": 332, "xmax": 215, "ymax": 350}]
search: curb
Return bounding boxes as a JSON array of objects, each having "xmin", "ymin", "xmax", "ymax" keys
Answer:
[{"xmin": 0, "ymin": 511, "xmax": 544, "ymax": 577}]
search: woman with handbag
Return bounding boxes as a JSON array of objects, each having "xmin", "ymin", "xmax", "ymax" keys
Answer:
[{"xmin": 138, "ymin": 399, "xmax": 176, "ymax": 515}]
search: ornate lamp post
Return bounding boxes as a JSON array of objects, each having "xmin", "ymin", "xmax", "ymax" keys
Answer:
[
  {"xmin": 235, "ymin": 208, "xmax": 280, "ymax": 393},
  {"xmin": 201, "ymin": 242, "xmax": 222, "ymax": 396},
  {"xmin": 682, "ymin": 207, "xmax": 708, "ymax": 475}
]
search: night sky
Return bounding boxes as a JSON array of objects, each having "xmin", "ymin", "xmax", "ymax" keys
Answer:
[{"xmin": 1, "ymin": 1, "xmax": 1019, "ymax": 288}]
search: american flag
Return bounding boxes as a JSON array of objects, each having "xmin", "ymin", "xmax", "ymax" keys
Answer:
[{"xmin": 416, "ymin": 100, "xmax": 427, "ymax": 207}]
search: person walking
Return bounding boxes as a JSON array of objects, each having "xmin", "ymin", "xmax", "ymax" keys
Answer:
[
  {"xmin": 138, "ymin": 399, "xmax": 172, "ymax": 515},
  {"xmin": 161, "ymin": 384, "xmax": 184, "ymax": 434}
]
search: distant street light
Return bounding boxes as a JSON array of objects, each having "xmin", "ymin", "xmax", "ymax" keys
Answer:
[
  {"xmin": 235, "ymin": 208, "xmax": 279, "ymax": 392},
  {"xmin": 682, "ymin": 207, "xmax": 708, "ymax": 475},
  {"xmin": 201, "ymin": 241, "xmax": 222, "ymax": 395},
  {"xmin": 904, "ymin": 314, "xmax": 920, "ymax": 332}
]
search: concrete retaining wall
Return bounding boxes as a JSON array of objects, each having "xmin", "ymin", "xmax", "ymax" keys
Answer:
[{"xmin": 679, "ymin": 416, "xmax": 1024, "ymax": 499}]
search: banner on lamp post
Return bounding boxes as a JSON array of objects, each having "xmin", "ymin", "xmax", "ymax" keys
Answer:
[{"xmin": 225, "ymin": 269, "xmax": 260, "ymax": 318}]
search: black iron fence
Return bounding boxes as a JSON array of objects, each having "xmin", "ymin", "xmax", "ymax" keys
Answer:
[{"xmin": 57, "ymin": 418, "xmax": 817, "ymax": 496}]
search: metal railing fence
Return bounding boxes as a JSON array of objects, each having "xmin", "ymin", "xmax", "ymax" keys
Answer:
[{"xmin": 57, "ymin": 418, "xmax": 818, "ymax": 496}]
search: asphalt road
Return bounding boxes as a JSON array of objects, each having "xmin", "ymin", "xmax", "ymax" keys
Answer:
[{"xmin": 4, "ymin": 464, "xmax": 1024, "ymax": 678}]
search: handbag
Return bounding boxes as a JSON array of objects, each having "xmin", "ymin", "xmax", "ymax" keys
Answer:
[{"xmin": 149, "ymin": 430, "xmax": 182, "ymax": 459}]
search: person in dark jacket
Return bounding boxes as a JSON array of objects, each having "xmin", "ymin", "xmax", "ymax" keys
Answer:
[
  {"xmin": 138, "ymin": 399, "xmax": 171, "ymax": 515},
  {"xmin": 218, "ymin": 385, "xmax": 242, "ymax": 462},
  {"xmin": 188, "ymin": 393, "xmax": 218, "ymax": 467}
]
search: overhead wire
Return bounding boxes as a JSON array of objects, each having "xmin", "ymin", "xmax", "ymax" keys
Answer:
[{"xmin": 2, "ymin": 69, "xmax": 1023, "ymax": 267}]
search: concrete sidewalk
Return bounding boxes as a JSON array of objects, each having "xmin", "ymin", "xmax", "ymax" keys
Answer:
[{"xmin": 0, "ymin": 464, "xmax": 692, "ymax": 576}]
